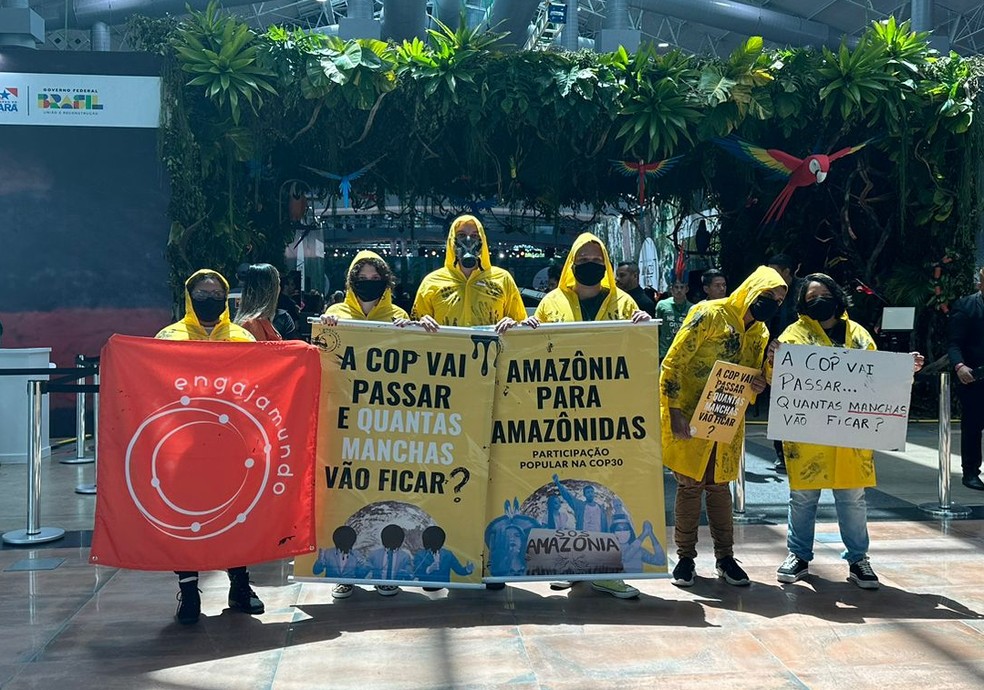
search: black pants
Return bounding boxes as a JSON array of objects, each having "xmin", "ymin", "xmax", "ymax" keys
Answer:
[{"xmin": 959, "ymin": 385, "xmax": 984, "ymax": 477}]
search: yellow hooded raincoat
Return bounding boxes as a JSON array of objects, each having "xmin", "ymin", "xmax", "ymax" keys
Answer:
[
  {"xmin": 660, "ymin": 266, "xmax": 786, "ymax": 482},
  {"xmin": 325, "ymin": 250, "xmax": 410, "ymax": 322},
  {"xmin": 534, "ymin": 232, "xmax": 639, "ymax": 323},
  {"xmin": 156, "ymin": 269, "xmax": 255, "ymax": 342},
  {"xmin": 411, "ymin": 215, "xmax": 526, "ymax": 326},
  {"xmin": 768, "ymin": 312, "xmax": 878, "ymax": 490}
]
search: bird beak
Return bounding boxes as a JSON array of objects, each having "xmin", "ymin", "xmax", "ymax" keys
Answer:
[{"xmin": 816, "ymin": 170, "xmax": 828, "ymax": 184}]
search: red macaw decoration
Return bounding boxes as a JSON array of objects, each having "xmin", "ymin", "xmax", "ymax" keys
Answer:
[
  {"xmin": 715, "ymin": 136, "xmax": 869, "ymax": 225},
  {"xmin": 674, "ymin": 244, "xmax": 686, "ymax": 283},
  {"xmin": 611, "ymin": 156, "xmax": 681, "ymax": 205}
]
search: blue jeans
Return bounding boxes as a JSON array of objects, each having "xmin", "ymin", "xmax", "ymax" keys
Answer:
[{"xmin": 787, "ymin": 488, "xmax": 870, "ymax": 564}]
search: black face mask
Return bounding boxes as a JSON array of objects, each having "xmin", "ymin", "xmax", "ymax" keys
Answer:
[
  {"xmin": 454, "ymin": 236, "xmax": 483, "ymax": 270},
  {"xmin": 748, "ymin": 295, "xmax": 781, "ymax": 322},
  {"xmin": 191, "ymin": 296, "xmax": 226, "ymax": 323},
  {"xmin": 573, "ymin": 262, "xmax": 607, "ymax": 287},
  {"xmin": 352, "ymin": 279, "xmax": 387, "ymax": 303},
  {"xmin": 804, "ymin": 296, "xmax": 838, "ymax": 322}
]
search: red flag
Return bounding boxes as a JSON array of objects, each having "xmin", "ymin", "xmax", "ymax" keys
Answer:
[{"xmin": 90, "ymin": 335, "xmax": 321, "ymax": 571}]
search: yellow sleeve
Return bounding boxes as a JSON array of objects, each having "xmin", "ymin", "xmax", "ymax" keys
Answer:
[
  {"xmin": 502, "ymin": 272, "xmax": 528, "ymax": 321},
  {"xmin": 660, "ymin": 306, "xmax": 713, "ymax": 407},
  {"xmin": 411, "ymin": 283, "xmax": 432, "ymax": 320}
]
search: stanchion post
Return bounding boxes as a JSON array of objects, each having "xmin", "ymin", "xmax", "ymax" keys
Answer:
[
  {"xmin": 920, "ymin": 371, "xmax": 970, "ymax": 518},
  {"xmin": 62, "ymin": 354, "xmax": 94, "ymax": 465},
  {"xmin": 732, "ymin": 437, "xmax": 766, "ymax": 523},
  {"xmin": 732, "ymin": 438, "xmax": 746, "ymax": 514},
  {"xmin": 2, "ymin": 380, "xmax": 65, "ymax": 545},
  {"xmin": 76, "ymin": 371, "xmax": 98, "ymax": 495}
]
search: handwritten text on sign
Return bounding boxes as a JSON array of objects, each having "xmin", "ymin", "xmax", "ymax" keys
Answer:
[
  {"xmin": 689, "ymin": 361, "xmax": 761, "ymax": 443},
  {"xmin": 767, "ymin": 344, "xmax": 914, "ymax": 451}
]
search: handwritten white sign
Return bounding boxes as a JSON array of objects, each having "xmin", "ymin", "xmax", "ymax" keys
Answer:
[{"xmin": 767, "ymin": 344, "xmax": 914, "ymax": 451}]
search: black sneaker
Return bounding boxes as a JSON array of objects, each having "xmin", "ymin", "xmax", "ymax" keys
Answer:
[
  {"xmin": 228, "ymin": 573, "xmax": 265, "ymax": 614},
  {"xmin": 671, "ymin": 557, "xmax": 696, "ymax": 587},
  {"xmin": 776, "ymin": 553, "xmax": 809, "ymax": 583},
  {"xmin": 773, "ymin": 457, "xmax": 787, "ymax": 474},
  {"xmin": 715, "ymin": 556, "xmax": 750, "ymax": 586},
  {"xmin": 848, "ymin": 557, "xmax": 880, "ymax": 590},
  {"xmin": 175, "ymin": 583, "xmax": 201, "ymax": 625},
  {"xmin": 962, "ymin": 475, "xmax": 984, "ymax": 491}
]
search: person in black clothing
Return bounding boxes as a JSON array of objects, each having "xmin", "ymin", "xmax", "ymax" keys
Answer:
[
  {"xmin": 615, "ymin": 261, "xmax": 656, "ymax": 317},
  {"xmin": 947, "ymin": 267, "xmax": 984, "ymax": 491}
]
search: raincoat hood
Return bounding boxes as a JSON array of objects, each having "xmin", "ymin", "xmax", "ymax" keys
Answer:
[
  {"xmin": 327, "ymin": 250, "xmax": 408, "ymax": 322},
  {"xmin": 534, "ymin": 232, "xmax": 639, "ymax": 323},
  {"xmin": 411, "ymin": 216, "xmax": 527, "ymax": 327},
  {"xmin": 723, "ymin": 265, "xmax": 787, "ymax": 324},
  {"xmin": 560, "ymin": 233, "xmax": 618, "ymax": 296},
  {"xmin": 444, "ymin": 214, "xmax": 493, "ymax": 275},
  {"xmin": 156, "ymin": 269, "xmax": 254, "ymax": 341}
]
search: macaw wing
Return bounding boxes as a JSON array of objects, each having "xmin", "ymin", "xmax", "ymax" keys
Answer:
[
  {"xmin": 345, "ymin": 163, "xmax": 376, "ymax": 182},
  {"xmin": 611, "ymin": 160, "xmax": 642, "ymax": 177},
  {"xmin": 345, "ymin": 155, "xmax": 386, "ymax": 182},
  {"xmin": 714, "ymin": 136, "xmax": 798, "ymax": 179},
  {"xmin": 827, "ymin": 139, "xmax": 871, "ymax": 163},
  {"xmin": 641, "ymin": 155, "xmax": 683, "ymax": 179},
  {"xmin": 301, "ymin": 164, "xmax": 343, "ymax": 181}
]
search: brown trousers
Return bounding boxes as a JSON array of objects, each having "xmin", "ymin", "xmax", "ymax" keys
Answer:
[{"xmin": 673, "ymin": 450, "xmax": 734, "ymax": 560}]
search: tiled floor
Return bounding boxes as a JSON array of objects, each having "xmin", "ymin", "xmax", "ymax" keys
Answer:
[{"xmin": 2, "ymin": 427, "xmax": 984, "ymax": 689}]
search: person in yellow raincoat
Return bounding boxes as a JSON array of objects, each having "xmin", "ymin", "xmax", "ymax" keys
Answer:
[
  {"xmin": 533, "ymin": 232, "xmax": 642, "ymax": 323},
  {"xmin": 767, "ymin": 273, "xmax": 922, "ymax": 590},
  {"xmin": 321, "ymin": 250, "xmax": 410, "ymax": 325},
  {"xmin": 155, "ymin": 269, "xmax": 264, "ymax": 624},
  {"xmin": 411, "ymin": 214, "xmax": 526, "ymax": 332},
  {"xmin": 526, "ymin": 232, "xmax": 651, "ymax": 599},
  {"xmin": 319, "ymin": 251, "xmax": 410, "ymax": 597},
  {"xmin": 661, "ymin": 265, "xmax": 787, "ymax": 587}
]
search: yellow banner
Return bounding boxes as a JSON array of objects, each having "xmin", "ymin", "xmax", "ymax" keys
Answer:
[
  {"xmin": 294, "ymin": 323, "xmax": 499, "ymax": 588},
  {"xmin": 484, "ymin": 322, "xmax": 667, "ymax": 581}
]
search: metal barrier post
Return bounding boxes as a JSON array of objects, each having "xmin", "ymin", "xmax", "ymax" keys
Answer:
[
  {"xmin": 920, "ymin": 371, "xmax": 970, "ymax": 518},
  {"xmin": 732, "ymin": 437, "xmax": 765, "ymax": 523},
  {"xmin": 62, "ymin": 354, "xmax": 94, "ymax": 465},
  {"xmin": 75, "ymin": 371, "xmax": 98, "ymax": 495},
  {"xmin": 2, "ymin": 380, "xmax": 66, "ymax": 545}
]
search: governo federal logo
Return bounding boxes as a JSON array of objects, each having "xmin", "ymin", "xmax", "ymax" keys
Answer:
[{"xmin": 124, "ymin": 375, "xmax": 298, "ymax": 541}]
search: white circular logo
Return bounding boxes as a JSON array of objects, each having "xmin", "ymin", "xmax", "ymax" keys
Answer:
[{"xmin": 124, "ymin": 396, "xmax": 273, "ymax": 540}]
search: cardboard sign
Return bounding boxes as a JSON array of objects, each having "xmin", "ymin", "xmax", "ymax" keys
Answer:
[
  {"xmin": 767, "ymin": 344, "xmax": 914, "ymax": 451},
  {"xmin": 689, "ymin": 361, "xmax": 761, "ymax": 443}
]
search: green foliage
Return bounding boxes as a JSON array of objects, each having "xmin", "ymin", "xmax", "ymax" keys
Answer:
[
  {"xmin": 145, "ymin": 6, "xmax": 983, "ymax": 357},
  {"xmin": 173, "ymin": 1, "xmax": 277, "ymax": 125},
  {"xmin": 615, "ymin": 47, "xmax": 701, "ymax": 159}
]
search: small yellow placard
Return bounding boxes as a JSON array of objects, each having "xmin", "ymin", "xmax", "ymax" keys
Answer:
[{"xmin": 689, "ymin": 360, "xmax": 761, "ymax": 443}]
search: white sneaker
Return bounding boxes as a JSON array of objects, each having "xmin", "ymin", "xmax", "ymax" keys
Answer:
[
  {"xmin": 375, "ymin": 585, "xmax": 400, "ymax": 596},
  {"xmin": 331, "ymin": 583, "xmax": 354, "ymax": 599}
]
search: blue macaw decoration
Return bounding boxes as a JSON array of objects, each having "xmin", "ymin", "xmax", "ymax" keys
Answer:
[
  {"xmin": 449, "ymin": 196, "xmax": 497, "ymax": 222},
  {"xmin": 302, "ymin": 160, "xmax": 378, "ymax": 208}
]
